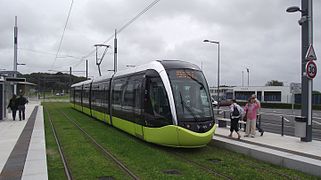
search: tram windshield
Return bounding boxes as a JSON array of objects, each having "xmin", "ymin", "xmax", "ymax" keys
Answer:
[{"xmin": 168, "ymin": 69, "xmax": 213, "ymax": 122}]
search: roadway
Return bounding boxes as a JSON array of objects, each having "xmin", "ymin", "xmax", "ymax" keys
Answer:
[{"xmin": 216, "ymin": 107, "xmax": 321, "ymax": 141}]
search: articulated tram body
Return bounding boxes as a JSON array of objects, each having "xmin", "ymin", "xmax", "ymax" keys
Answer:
[{"xmin": 70, "ymin": 60, "xmax": 217, "ymax": 147}]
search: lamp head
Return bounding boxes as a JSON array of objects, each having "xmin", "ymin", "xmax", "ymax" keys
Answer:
[{"xmin": 286, "ymin": 6, "xmax": 301, "ymax": 13}]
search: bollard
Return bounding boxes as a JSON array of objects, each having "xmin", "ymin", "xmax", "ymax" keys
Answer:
[{"xmin": 223, "ymin": 111, "xmax": 226, "ymax": 118}]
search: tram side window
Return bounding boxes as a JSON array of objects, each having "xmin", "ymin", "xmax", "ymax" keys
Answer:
[
  {"xmin": 102, "ymin": 81, "xmax": 110, "ymax": 113},
  {"xmin": 133, "ymin": 80, "xmax": 143, "ymax": 124},
  {"xmin": 83, "ymin": 85, "xmax": 90, "ymax": 108},
  {"xmin": 75, "ymin": 88, "xmax": 82, "ymax": 105},
  {"xmin": 123, "ymin": 82, "xmax": 134, "ymax": 107},
  {"xmin": 145, "ymin": 76, "xmax": 172, "ymax": 127},
  {"xmin": 91, "ymin": 85, "xmax": 98, "ymax": 109},
  {"xmin": 121, "ymin": 81, "xmax": 134, "ymax": 121},
  {"xmin": 112, "ymin": 79, "xmax": 125, "ymax": 117}
]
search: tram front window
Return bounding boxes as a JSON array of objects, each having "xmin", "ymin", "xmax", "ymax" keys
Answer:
[{"xmin": 168, "ymin": 69, "xmax": 213, "ymax": 123}]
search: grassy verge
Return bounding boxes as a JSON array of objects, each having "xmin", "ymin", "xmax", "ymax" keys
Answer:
[{"xmin": 44, "ymin": 102, "xmax": 320, "ymax": 179}]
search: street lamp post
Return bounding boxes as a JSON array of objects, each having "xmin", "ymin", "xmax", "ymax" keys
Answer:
[
  {"xmin": 246, "ymin": 68, "xmax": 250, "ymax": 86},
  {"xmin": 242, "ymin": 71, "xmax": 244, "ymax": 86},
  {"xmin": 286, "ymin": 0, "xmax": 314, "ymax": 142},
  {"xmin": 204, "ymin": 39, "xmax": 220, "ymax": 109}
]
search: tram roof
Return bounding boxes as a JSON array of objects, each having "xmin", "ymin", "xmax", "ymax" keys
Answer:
[{"xmin": 71, "ymin": 60, "xmax": 200, "ymax": 87}]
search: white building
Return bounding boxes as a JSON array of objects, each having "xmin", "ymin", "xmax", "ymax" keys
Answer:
[{"xmin": 210, "ymin": 86, "xmax": 294, "ymax": 104}]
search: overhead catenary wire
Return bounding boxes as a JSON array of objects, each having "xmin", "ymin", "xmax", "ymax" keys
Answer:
[
  {"xmin": 51, "ymin": 0, "xmax": 74, "ymax": 69},
  {"xmin": 19, "ymin": 48, "xmax": 82, "ymax": 60},
  {"xmin": 82, "ymin": 0, "xmax": 161, "ymax": 59}
]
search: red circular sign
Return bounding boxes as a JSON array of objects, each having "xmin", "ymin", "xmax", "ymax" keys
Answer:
[{"xmin": 306, "ymin": 60, "xmax": 317, "ymax": 79}]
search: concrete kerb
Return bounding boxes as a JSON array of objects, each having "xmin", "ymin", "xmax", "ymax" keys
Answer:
[
  {"xmin": 22, "ymin": 105, "xmax": 48, "ymax": 180},
  {"xmin": 213, "ymin": 136, "xmax": 321, "ymax": 177}
]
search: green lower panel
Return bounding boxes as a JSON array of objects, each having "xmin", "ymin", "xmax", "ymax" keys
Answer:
[
  {"xmin": 82, "ymin": 106, "xmax": 91, "ymax": 117},
  {"xmin": 111, "ymin": 116, "xmax": 136, "ymax": 136},
  {"xmin": 91, "ymin": 109, "xmax": 110, "ymax": 124},
  {"xmin": 74, "ymin": 104, "xmax": 82, "ymax": 112},
  {"xmin": 144, "ymin": 124, "xmax": 217, "ymax": 148},
  {"xmin": 176, "ymin": 124, "xmax": 217, "ymax": 147},
  {"xmin": 72, "ymin": 105, "xmax": 216, "ymax": 148}
]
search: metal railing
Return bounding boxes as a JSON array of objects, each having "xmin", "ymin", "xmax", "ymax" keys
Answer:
[{"xmin": 213, "ymin": 108, "xmax": 292, "ymax": 136}]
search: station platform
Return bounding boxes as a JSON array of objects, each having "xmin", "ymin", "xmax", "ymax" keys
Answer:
[
  {"xmin": 213, "ymin": 126, "xmax": 321, "ymax": 177},
  {"xmin": 0, "ymin": 101, "xmax": 47, "ymax": 180}
]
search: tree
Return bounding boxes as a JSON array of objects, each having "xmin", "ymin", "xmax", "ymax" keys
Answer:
[
  {"xmin": 19, "ymin": 72, "xmax": 87, "ymax": 93},
  {"xmin": 265, "ymin": 80, "xmax": 284, "ymax": 86},
  {"xmin": 313, "ymin": 90, "xmax": 321, "ymax": 94}
]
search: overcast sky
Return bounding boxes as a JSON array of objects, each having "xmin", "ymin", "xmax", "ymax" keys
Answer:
[{"xmin": 0, "ymin": 0, "xmax": 320, "ymax": 90}]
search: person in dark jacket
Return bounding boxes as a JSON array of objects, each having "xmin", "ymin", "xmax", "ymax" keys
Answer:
[
  {"xmin": 17, "ymin": 95, "xmax": 28, "ymax": 121},
  {"xmin": 7, "ymin": 95, "xmax": 18, "ymax": 121},
  {"xmin": 229, "ymin": 99, "xmax": 244, "ymax": 139}
]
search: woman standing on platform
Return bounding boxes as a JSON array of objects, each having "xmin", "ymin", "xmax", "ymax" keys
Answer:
[
  {"xmin": 7, "ymin": 95, "xmax": 18, "ymax": 121},
  {"xmin": 244, "ymin": 96, "xmax": 261, "ymax": 138}
]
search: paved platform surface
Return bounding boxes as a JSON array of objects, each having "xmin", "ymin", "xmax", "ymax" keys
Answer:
[
  {"xmin": 0, "ymin": 101, "xmax": 47, "ymax": 180},
  {"xmin": 213, "ymin": 126, "xmax": 321, "ymax": 177}
]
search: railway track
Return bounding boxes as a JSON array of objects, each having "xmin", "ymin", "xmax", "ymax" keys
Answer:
[
  {"xmin": 59, "ymin": 110, "xmax": 140, "ymax": 180},
  {"xmin": 163, "ymin": 148, "xmax": 233, "ymax": 180},
  {"xmin": 45, "ymin": 106, "xmax": 139, "ymax": 180},
  {"xmin": 45, "ymin": 108, "xmax": 73, "ymax": 180}
]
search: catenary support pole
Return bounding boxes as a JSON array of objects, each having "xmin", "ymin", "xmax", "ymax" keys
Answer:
[
  {"xmin": 114, "ymin": 29, "xmax": 118, "ymax": 73},
  {"xmin": 86, "ymin": 59, "xmax": 88, "ymax": 79},
  {"xmin": 13, "ymin": 16, "xmax": 18, "ymax": 95}
]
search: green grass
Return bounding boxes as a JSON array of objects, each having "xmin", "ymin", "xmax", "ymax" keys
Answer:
[
  {"xmin": 44, "ymin": 109, "xmax": 68, "ymax": 179},
  {"xmin": 44, "ymin": 103, "xmax": 131, "ymax": 180},
  {"xmin": 44, "ymin": 102, "xmax": 320, "ymax": 180}
]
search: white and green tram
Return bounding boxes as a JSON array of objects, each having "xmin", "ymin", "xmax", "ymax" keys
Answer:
[{"xmin": 71, "ymin": 60, "xmax": 217, "ymax": 148}]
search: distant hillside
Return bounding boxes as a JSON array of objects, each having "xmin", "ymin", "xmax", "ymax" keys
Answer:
[{"xmin": 19, "ymin": 72, "xmax": 87, "ymax": 93}]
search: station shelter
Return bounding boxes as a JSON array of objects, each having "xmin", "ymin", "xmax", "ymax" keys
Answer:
[{"xmin": 0, "ymin": 76, "xmax": 36, "ymax": 121}]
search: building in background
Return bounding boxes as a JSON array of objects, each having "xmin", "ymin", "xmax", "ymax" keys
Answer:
[{"xmin": 210, "ymin": 84, "xmax": 321, "ymax": 105}]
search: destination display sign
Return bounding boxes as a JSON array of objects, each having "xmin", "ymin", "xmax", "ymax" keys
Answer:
[{"xmin": 176, "ymin": 70, "xmax": 195, "ymax": 79}]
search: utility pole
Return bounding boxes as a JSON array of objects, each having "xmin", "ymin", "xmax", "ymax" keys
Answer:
[
  {"xmin": 13, "ymin": 16, "xmax": 18, "ymax": 95},
  {"xmin": 114, "ymin": 29, "xmax": 118, "ymax": 73},
  {"xmin": 246, "ymin": 68, "xmax": 250, "ymax": 86},
  {"xmin": 286, "ymin": 0, "xmax": 315, "ymax": 142},
  {"xmin": 69, "ymin": 67, "xmax": 72, "ymax": 88},
  {"xmin": 86, "ymin": 59, "xmax": 88, "ymax": 79},
  {"xmin": 242, "ymin": 71, "xmax": 244, "ymax": 86},
  {"xmin": 301, "ymin": 0, "xmax": 313, "ymax": 142}
]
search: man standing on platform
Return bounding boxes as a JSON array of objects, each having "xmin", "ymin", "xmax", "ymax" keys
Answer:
[
  {"xmin": 251, "ymin": 94, "xmax": 264, "ymax": 136},
  {"xmin": 17, "ymin": 94, "xmax": 28, "ymax": 121}
]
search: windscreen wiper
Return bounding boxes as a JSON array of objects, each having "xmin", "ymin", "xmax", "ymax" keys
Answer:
[{"xmin": 180, "ymin": 92, "xmax": 198, "ymax": 122}]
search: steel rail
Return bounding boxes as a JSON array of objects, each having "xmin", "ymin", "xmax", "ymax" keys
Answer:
[
  {"xmin": 45, "ymin": 108, "xmax": 73, "ymax": 180},
  {"xmin": 59, "ymin": 110, "xmax": 139, "ymax": 180},
  {"xmin": 165, "ymin": 149, "xmax": 232, "ymax": 180}
]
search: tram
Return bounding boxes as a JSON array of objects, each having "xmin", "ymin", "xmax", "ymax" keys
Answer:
[{"xmin": 70, "ymin": 60, "xmax": 217, "ymax": 147}]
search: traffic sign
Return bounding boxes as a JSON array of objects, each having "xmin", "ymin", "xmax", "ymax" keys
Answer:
[
  {"xmin": 305, "ymin": 44, "xmax": 317, "ymax": 60},
  {"xmin": 305, "ymin": 60, "xmax": 317, "ymax": 79}
]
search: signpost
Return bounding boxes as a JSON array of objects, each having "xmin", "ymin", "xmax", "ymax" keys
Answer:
[
  {"xmin": 305, "ymin": 44, "xmax": 317, "ymax": 61},
  {"xmin": 305, "ymin": 60, "xmax": 317, "ymax": 79}
]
